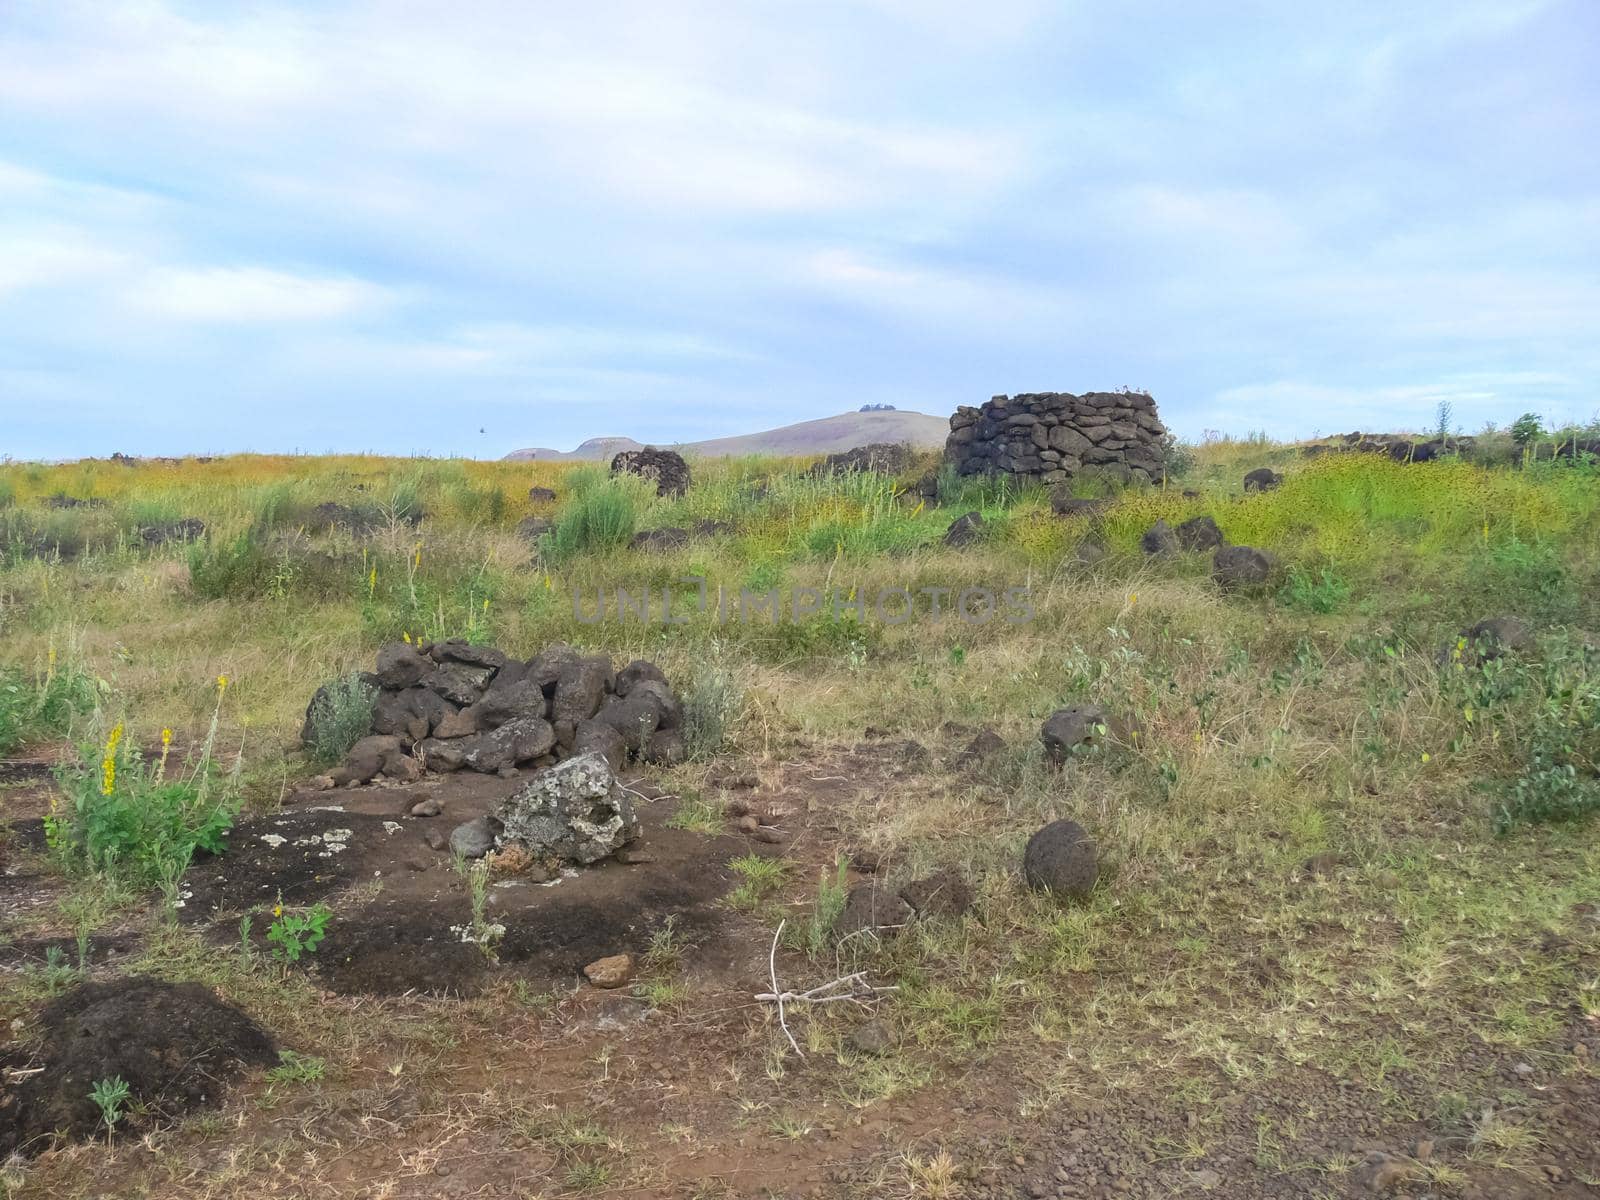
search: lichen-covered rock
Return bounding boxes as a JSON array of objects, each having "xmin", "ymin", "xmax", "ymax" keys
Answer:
[
  {"xmin": 422, "ymin": 662, "xmax": 496, "ymax": 706},
  {"xmin": 495, "ymin": 752, "xmax": 639, "ymax": 865},
  {"xmin": 611, "ymin": 447, "xmax": 691, "ymax": 497}
]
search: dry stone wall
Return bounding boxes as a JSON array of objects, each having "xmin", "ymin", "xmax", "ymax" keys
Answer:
[{"xmin": 946, "ymin": 392, "xmax": 1168, "ymax": 485}]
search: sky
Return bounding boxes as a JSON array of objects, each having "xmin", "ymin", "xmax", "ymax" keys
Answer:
[{"xmin": 1, "ymin": 0, "xmax": 1596, "ymax": 460}]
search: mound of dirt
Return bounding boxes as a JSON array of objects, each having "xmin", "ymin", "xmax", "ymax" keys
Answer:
[{"xmin": 0, "ymin": 978, "xmax": 276, "ymax": 1157}]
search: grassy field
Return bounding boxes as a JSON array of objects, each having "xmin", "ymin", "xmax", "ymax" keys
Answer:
[{"xmin": 2, "ymin": 437, "xmax": 1600, "ymax": 1198}]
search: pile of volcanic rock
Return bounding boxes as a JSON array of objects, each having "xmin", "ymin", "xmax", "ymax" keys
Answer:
[
  {"xmin": 1139, "ymin": 514, "xmax": 1276, "ymax": 589},
  {"xmin": 946, "ymin": 391, "xmax": 1168, "ymax": 485},
  {"xmin": 304, "ymin": 639, "xmax": 685, "ymax": 788}
]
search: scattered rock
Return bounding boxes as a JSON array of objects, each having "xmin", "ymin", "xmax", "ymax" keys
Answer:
[
  {"xmin": 138, "ymin": 518, "xmax": 206, "ymax": 546},
  {"xmin": 847, "ymin": 1019, "xmax": 895, "ymax": 1055},
  {"xmin": 956, "ymin": 728, "xmax": 1005, "ymax": 766},
  {"xmin": 1212, "ymin": 544, "xmax": 1273, "ymax": 589},
  {"xmin": 1050, "ymin": 490, "xmax": 1109, "ymax": 519},
  {"xmin": 1022, "ymin": 819, "xmax": 1098, "ymax": 899},
  {"xmin": 526, "ymin": 486, "xmax": 557, "ymax": 503},
  {"xmin": 631, "ymin": 527, "xmax": 690, "ymax": 551},
  {"xmin": 1355, "ymin": 1151, "xmax": 1415, "ymax": 1193},
  {"xmin": 582, "ymin": 954, "xmax": 635, "ymax": 989},
  {"xmin": 516, "ymin": 515, "xmax": 553, "ymax": 543},
  {"xmin": 615, "ymin": 846, "xmax": 656, "ymax": 865},
  {"xmin": 410, "ymin": 798, "xmax": 442, "ymax": 818},
  {"xmin": 1243, "ymin": 467, "xmax": 1282, "ymax": 492},
  {"xmin": 611, "ymin": 447, "xmax": 691, "ymax": 497},
  {"xmin": 943, "ymin": 511, "xmax": 985, "ymax": 547},
  {"xmin": 1039, "ymin": 705, "xmax": 1134, "ymax": 764},
  {"xmin": 899, "ymin": 868, "xmax": 975, "ymax": 920},
  {"xmin": 1462, "ymin": 615, "xmax": 1534, "ymax": 660},
  {"xmin": 375, "ymin": 642, "xmax": 431, "ymax": 690},
  {"xmin": 495, "ymin": 752, "xmax": 639, "ymax": 865},
  {"xmin": 1175, "ymin": 514, "xmax": 1224, "ymax": 551},
  {"xmin": 449, "ymin": 816, "xmax": 499, "ymax": 860},
  {"xmin": 834, "ymin": 883, "xmax": 913, "ymax": 940},
  {"xmin": 1140, "ymin": 519, "xmax": 1179, "ymax": 556}
]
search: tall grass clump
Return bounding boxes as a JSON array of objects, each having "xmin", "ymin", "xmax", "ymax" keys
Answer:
[
  {"xmin": 681, "ymin": 647, "xmax": 743, "ymax": 760},
  {"xmin": 47, "ymin": 681, "xmax": 242, "ymax": 888},
  {"xmin": 542, "ymin": 468, "xmax": 649, "ymax": 561},
  {"xmin": 0, "ymin": 650, "xmax": 101, "ymax": 757},
  {"xmin": 304, "ymin": 673, "xmax": 378, "ymax": 763}
]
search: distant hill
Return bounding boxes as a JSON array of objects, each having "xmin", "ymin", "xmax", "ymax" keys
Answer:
[{"xmin": 504, "ymin": 410, "xmax": 948, "ymax": 461}]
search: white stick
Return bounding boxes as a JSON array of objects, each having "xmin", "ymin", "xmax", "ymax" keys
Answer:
[{"xmin": 769, "ymin": 920, "xmax": 803, "ymax": 1057}]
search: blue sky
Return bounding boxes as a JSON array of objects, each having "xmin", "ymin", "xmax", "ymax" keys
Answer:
[{"xmin": 2, "ymin": 0, "xmax": 1596, "ymax": 459}]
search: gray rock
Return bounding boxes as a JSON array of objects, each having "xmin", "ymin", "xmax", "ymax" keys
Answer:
[
  {"xmin": 1022, "ymin": 819, "xmax": 1098, "ymax": 898},
  {"xmin": 1213, "ymin": 544, "xmax": 1272, "ymax": 588},
  {"xmin": 422, "ymin": 662, "xmax": 496, "ymax": 706},
  {"xmin": 834, "ymin": 882, "xmax": 913, "ymax": 940},
  {"xmin": 1176, "ymin": 515, "xmax": 1224, "ymax": 551},
  {"xmin": 848, "ymin": 1019, "xmax": 895, "ymax": 1055},
  {"xmin": 495, "ymin": 752, "xmax": 639, "ymax": 865},
  {"xmin": 375, "ymin": 642, "xmax": 430, "ymax": 690},
  {"xmin": 614, "ymin": 659, "xmax": 669, "ymax": 697},
  {"xmin": 627, "ymin": 679, "xmax": 682, "ymax": 730},
  {"xmin": 1140, "ymin": 519, "xmax": 1179, "ymax": 556},
  {"xmin": 573, "ymin": 718, "xmax": 628, "ymax": 772},
  {"xmin": 551, "ymin": 657, "xmax": 612, "ymax": 727},
  {"xmin": 1040, "ymin": 705, "xmax": 1124, "ymax": 764},
  {"xmin": 643, "ymin": 727, "xmax": 684, "ymax": 766},
  {"xmin": 527, "ymin": 643, "xmax": 583, "ymax": 692},
  {"xmin": 449, "ymin": 816, "xmax": 499, "ymax": 860},
  {"xmin": 943, "ymin": 511, "xmax": 985, "ymax": 547},
  {"xmin": 1243, "ymin": 467, "xmax": 1281, "ymax": 492},
  {"xmin": 473, "ymin": 676, "xmax": 547, "ymax": 727}
]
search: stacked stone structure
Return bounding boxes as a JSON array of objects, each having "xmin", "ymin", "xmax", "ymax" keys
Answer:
[{"xmin": 946, "ymin": 392, "xmax": 1167, "ymax": 485}]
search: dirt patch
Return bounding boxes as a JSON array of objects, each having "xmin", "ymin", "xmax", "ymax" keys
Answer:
[
  {"xmin": 183, "ymin": 771, "xmax": 748, "ymax": 996},
  {"xmin": 0, "ymin": 977, "xmax": 277, "ymax": 1158}
]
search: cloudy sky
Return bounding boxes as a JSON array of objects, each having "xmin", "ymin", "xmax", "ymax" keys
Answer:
[{"xmin": 2, "ymin": 1, "xmax": 1596, "ymax": 459}]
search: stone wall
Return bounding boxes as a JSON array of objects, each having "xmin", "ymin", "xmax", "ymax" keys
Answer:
[{"xmin": 946, "ymin": 392, "xmax": 1168, "ymax": 485}]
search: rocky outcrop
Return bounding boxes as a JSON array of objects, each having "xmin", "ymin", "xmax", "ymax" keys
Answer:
[{"xmin": 946, "ymin": 392, "xmax": 1168, "ymax": 486}]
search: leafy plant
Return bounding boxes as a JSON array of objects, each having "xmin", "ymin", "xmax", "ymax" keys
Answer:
[
  {"xmin": 541, "ymin": 469, "xmax": 648, "ymax": 561},
  {"xmin": 48, "ymin": 693, "xmax": 240, "ymax": 887},
  {"xmin": 265, "ymin": 1050, "xmax": 327, "ymax": 1084},
  {"xmin": 266, "ymin": 896, "xmax": 333, "ymax": 973},
  {"xmin": 89, "ymin": 1075, "xmax": 131, "ymax": 1138},
  {"xmin": 0, "ymin": 651, "xmax": 100, "ymax": 757}
]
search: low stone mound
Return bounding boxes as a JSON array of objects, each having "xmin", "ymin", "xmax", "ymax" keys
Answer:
[
  {"xmin": 812, "ymin": 442, "xmax": 915, "ymax": 476},
  {"xmin": 138, "ymin": 517, "xmax": 207, "ymax": 545},
  {"xmin": 611, "ymin": 447, "xmax": 691, "ymax": 497},
  {"xmin": 304, "ymin": 641, "xmax": 685, "ymax": 787},
  {"xmin": 1213, "ymin": 544, "xmax": 1274, "ymax": 589},
  {"xmin": 0, "ymin": 978, "xmax": 276, "ymax": 1157},
  {"xmin": 1243, "ymin": 467, "xmax": 1281, "ymax": 492}
]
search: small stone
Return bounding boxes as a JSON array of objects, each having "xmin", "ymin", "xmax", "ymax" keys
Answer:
[
  {"xmin": 583, "ymin": 954, "xmax": 635, "ymax": 988},
  {"xmin": 1188, "ymin": 1168, "xmax": 1221, "ymax": 1190},
  {"xmin": 410, "ymin": 798, "xmax": 442, "ymax": 817},
  {"xmin": 449, "ymin": 816, "xmax": 498, "ymax": 859},
  {"xmin": 615, "ymin": 846, "xmax": 657, "ymax": 865},
  {"xmin": 848, "ymin": 1019, "xmax": 894, "ymax": 1055},
  {"xmin": 1356, "ymin": 1152, "xmax": 1414, "ymax": 1193},
  {"xmin": 736, "ymin": 815, "xmax": 760, "ymax": 835},
  {"xmin": 1413, "ymin": 1139, "xmax": 1433, "ymax": 1163},
  {"xmin": 1513, "ymin": 1061, "xmax": 1534, "ymax": 1077},
  {"xmin": 310, "ymin": 775, "xmax": 335, "ymax": 791},
  {"xmin": 751, "ymin": 826, "xmax": 784, "ymax": 844},
  {"xmin": 424, "ymin": 830, "xmax": 447, "ymax": 852},
  {"xmin": 497, "ymin": 765, "xmax": 519, "ymax": 780}
]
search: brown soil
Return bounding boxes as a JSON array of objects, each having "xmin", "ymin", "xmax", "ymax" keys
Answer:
[
  {"xmin": 182, "ymin": 769, "xmax": 752, "ymax": 996},
  {"xmin": 0, "ymin": 977, "xmax": 277, "ymax": 1158}
]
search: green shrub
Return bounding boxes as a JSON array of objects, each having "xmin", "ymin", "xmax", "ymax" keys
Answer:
[
  {"xmin": 1490, "ymin": 642, "xmax": 1600, "ymax": 831},
  {"xmin": 1277, "ymin": 566, "xmax": 1351, "ymax": 614},
  {"xmin": 304, "ymin": 673, "xmax": 377, "ymax": 763}
]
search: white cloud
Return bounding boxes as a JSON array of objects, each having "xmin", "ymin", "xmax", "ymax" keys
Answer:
[{"xmin": 128, "ymin": 266, "xmax": 398, "ymax": 323}]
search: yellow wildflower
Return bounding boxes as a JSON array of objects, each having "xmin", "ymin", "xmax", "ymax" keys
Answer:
[
  {"xmin": 217, "ymin": 674, "xmax": 229, "ymax": 694},
  {"xmin": 1421, "ymin": 752, "xmax": 1432, "ymax": 764},
  {"xmin": 100, "ymin": 722, "xmax": 124, "ymax": 796}
]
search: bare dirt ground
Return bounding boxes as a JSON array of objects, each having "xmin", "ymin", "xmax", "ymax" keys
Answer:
[{"xmin": 5, "ymin": 737, "xmax": 1600, "ymax": 1199}]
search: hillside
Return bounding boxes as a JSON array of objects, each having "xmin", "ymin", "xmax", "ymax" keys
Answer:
[{"xmin": 504, "ymin": 409, "xmax": 947, "ymax": 461}]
